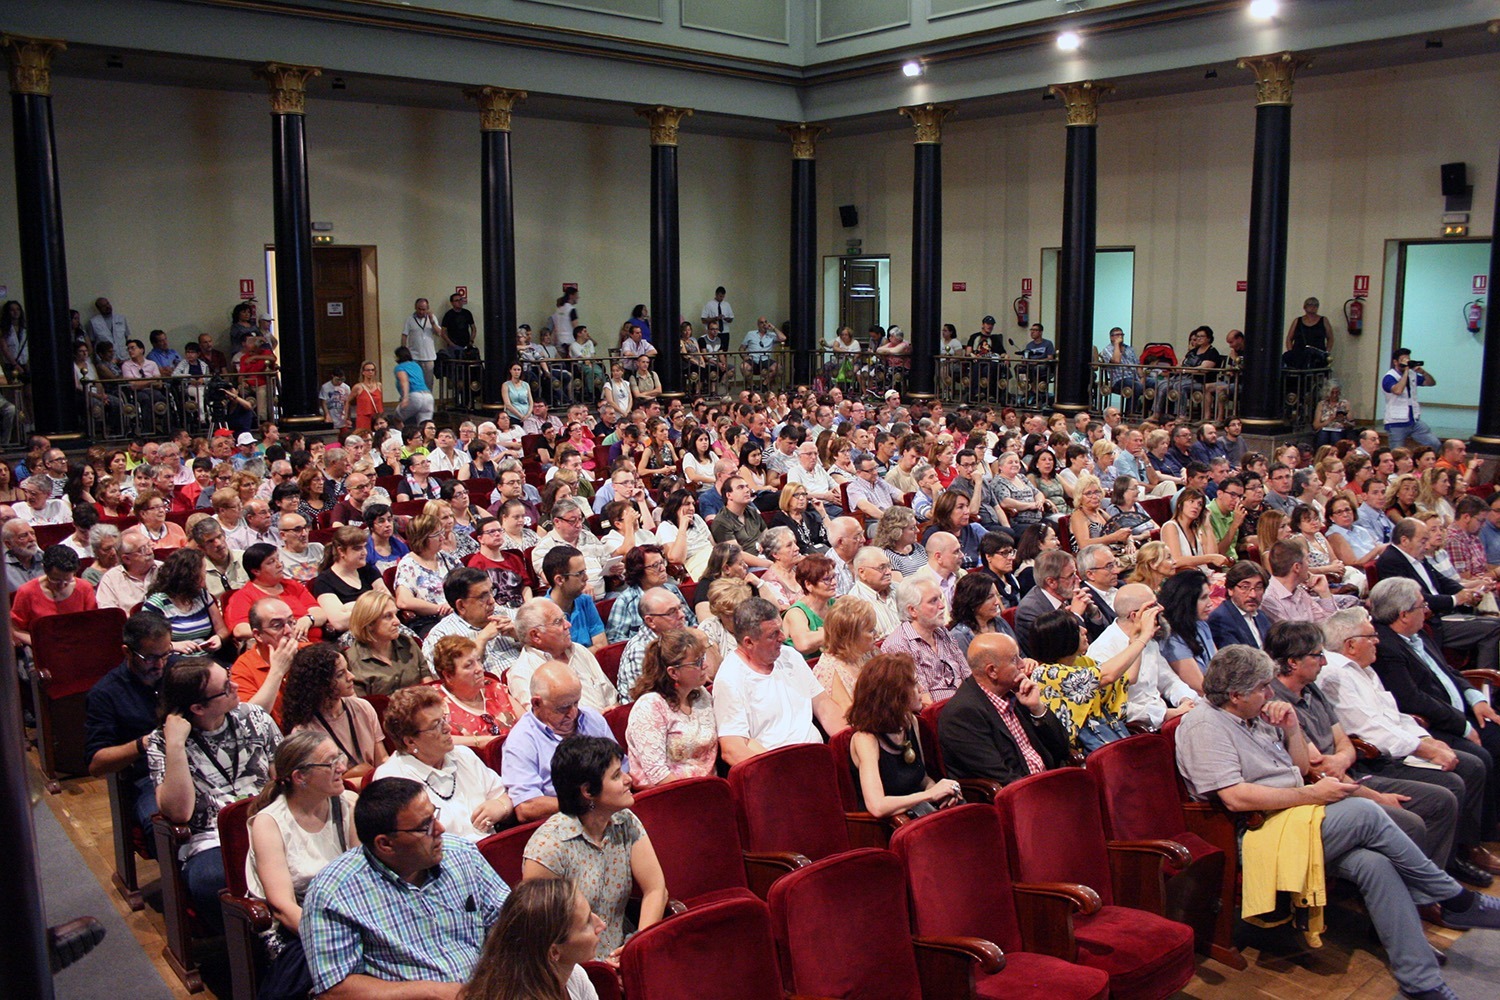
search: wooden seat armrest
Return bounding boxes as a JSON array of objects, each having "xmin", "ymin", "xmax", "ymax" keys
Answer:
[
  {"xmin": 1106, "ymin": 839, "xmax": 1191, "ymax": 915},
  {"xmin": 1010, "ymin": 881, "xmax": 1100, "ymax": 962},
  {"xmin": 912, "ymin": 935, "xmax": 1005, "ymax": 998},
  {"xmin": 1461, "ymin": 669, "xmax": 1500, "ymax": 690},
  {"xmin": 845, "ymin": 811, "xmax": 894, "ymax": 850},
  {"xmin": 220, "ymin": 892, "xmax": 275, "ymax": 932},
  {"xmin": 1126, "ymin": 720, "xmax": 1156, "ymax": 735},
  {"xmin": 743, "ymin": 850, "xmax": 811, "ymax": 899},
  {"xmin": 957, "ymin": 779, "xmax": 1002, "ymax": 805},
  {"xmin": 34, "ymin": 666, "xmax": 53, "ymax": 685},
  {"xmin": 1348, "ymin": 735, "xmax": 1382, "ymax": 760},
  {"xmin": 151, "ymin": 814, "xmax": 194, "ymax": 846},
  {"xmin": 1180, "ymin": 799, "xmax": 1265, "ymax": 832}
]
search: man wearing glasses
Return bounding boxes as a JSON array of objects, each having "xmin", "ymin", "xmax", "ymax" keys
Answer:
[
  {"xmin": 14, "ymin": 473, "xmax": 72, "ymax": 526},
  {"xmin": 423, "ymin": 567, "xmax": 520, "ymax": 673},
  {"xmin": 488, "ymin": 467, "xmax": 540, "ymax": 529},
  {"xmin": 616, "ymin": 587, "xmax": 715, "ymax": 702},
  {"xmin": 1088, "ymin": 584, "xmax": 1195, "ymax": 729},
  {"xmin": 1208, "ymin": 561, "xmax": 1273, "ymax": 649},
  {"xmin": 230, "ymin": 598, "xmax": 306, "ymax": 726},
  {"xmin": 148, "ymin": 655, "xmax": 281, "ymax": 933},
  {"xmin": 505, "ymin": 598, "xmax": 618, "ymax": 717},
  {"xmin": 531, "ymin": 503, "xmax": 617, "ymax": 601},
  {"xmin": 302, "ymin": 777, "xmax": 510, "ymax": 995},
  {"xmin": 1205, "ymin": 474, "xmax": 1247, "ymax": 559},
  {"xmin": 85, "ymin": 613, "xmax": 177, "ymax": 854},
  {"xmin": 329, "ymin": 472, "xmax": 374, "ymax": 527}
]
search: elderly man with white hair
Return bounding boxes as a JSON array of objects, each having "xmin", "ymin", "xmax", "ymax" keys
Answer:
[
  {"xmin": 848, "ymin": 546, "xmax": 902, "ymax": 641},
  {"xmin": 905, "ymin": 530, "xmax": 965, "ymax": 610},
  {"xmin": 826, "ymin": 516, "xmax": 864, "ymax": 596},
  {"xmin": 501, "ymin": 659, "xmax": 620, "ymax": 824},
  {"xmin": 1088, "ymin": 583, "xmax": 1196, "ymax": 728},
  {"xmin": 882, "ymin": 578, "xmax": 969, "ymax": 704},
  {"xmin": 505, "ymin": 597, "xmax": 618, "ymax": 715}
]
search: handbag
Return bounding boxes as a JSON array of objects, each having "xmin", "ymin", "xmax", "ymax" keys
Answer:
[{"xmin": 1075, "ymin": 712, "xmax": 1131, "ymax": 756}]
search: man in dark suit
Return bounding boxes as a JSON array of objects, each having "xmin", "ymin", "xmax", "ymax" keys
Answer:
[
  {"xmin": 1075, "ymin": 543, "xmax": 1119, "ymax": 635},
  {"xmin": 1374, "ymin": 517, "xmax": 1500, "ymax": 668},
  {"xmin": 1013, "ymin": 548, "xmax": 1107, "ymax": 656},
  {"xmin": 1370, "ymin": 576, "xmax": 1500, "ymax": 835},
  {"xmin": 1208, "ymin": 560, "xmax": 1271, "ymax": 649},
  {"xmin": 938, "ymin": 632, "xmax": 1072, "ymax": 785}
]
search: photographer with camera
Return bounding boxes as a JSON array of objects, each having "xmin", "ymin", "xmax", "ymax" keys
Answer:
[
  {"xmin": 205, "ymin": 375, "xmax": 257, "ymax": 436},
  {"xmin": 1381, "ymin": 347, "xmax": 1440, "ymax": 450}
]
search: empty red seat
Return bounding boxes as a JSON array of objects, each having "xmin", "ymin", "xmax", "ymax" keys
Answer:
[
  {"xmin": 995, "ymin": 769, "xmax": 1197, "ymax": 1000},
  {"xmin": 891, "ymin": 804, "xmax": 1110, "ymax": 1000},
  {"xmin": 622, "ymin": 894, "xmax": 784, "ymax": 1000},
  {"xmin": 596, "ymin": 640, "xmax": 626, "ymax": 688},
  {"xmin": 768, "ymin": 848, "xmax": 1004, "ymax": 999},
  {"xmin": 477, "ymin": 820, "xmax": 543, "ymax": 886},
  {"xmin": 631, "ymin": 775, "xmax": 807, "ymax": 903},
  {"xmin": 728, "ymin": 743, "xmax": 851, "ymax": 862}
]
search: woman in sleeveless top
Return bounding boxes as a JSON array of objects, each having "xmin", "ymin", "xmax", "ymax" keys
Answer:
[
  {"xmin": 1161, "ymin": 488, "xmax": 1228, "ymax": 572},
  {"xmin": 1284, "ymin": 296, "xmax": 1332, "ymax": 365},
  {"xmin": 845, "ymin": 653, "xmax": 961, "ymax": 819}
]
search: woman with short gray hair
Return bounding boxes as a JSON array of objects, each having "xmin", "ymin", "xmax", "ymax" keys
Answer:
[{"xmin": 759, "ymin": 525, "xmax": 804, "ymax": 612}]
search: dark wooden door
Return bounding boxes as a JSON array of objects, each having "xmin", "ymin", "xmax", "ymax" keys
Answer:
[
  {"xmin": 840, "ymin": 259, "xmax": 879, "ymax": 340},
  {"xmin": 312, "ymin": 246, "xmax": 365, "ymax": 384}
]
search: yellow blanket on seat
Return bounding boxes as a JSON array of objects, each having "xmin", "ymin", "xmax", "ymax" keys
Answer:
[{"xmin": 1239, "ymin": 803, "xmax": 1327, "ymax": 945}]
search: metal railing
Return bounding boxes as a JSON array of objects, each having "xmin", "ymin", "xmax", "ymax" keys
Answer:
[
  {"xmin": 0, "ymin": 380, "xmax": 27, "ymax": 448},
  {"xmin": 81, "ymin": 371, "xmax": 279, "ymax": 441}
]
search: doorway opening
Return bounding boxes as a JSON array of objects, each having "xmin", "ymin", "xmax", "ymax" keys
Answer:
[
  {"xmin": 1381, "ymin": 238, "xmax": 1491, "ymax": 437},
  {"xmin": 263, "ymin": 245, "xmax": 382, "ymax": 388},
  {"xmin": 1039, "ymin": 247, "xmax": 1137, "ymax": 357},
  {"xmin": 823, "ymin": 255, "xmax": 891, "ymax": 349}
]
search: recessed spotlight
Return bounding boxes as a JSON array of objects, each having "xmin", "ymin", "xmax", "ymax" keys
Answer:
[
  {"xmin": 106, "ymin": 54, "xmax": 124, "ymax": 69},
  {"xmin": 332, "ymin": 77, "xmax": 347, "ymax": 90},
  {"xmin": 902, "ymin": 61, "xmax": 923, "ymax": 78},
  {"xmin": 1425, "ymin": 39, "xmax": 1444, "ymax": 49},
  {"xmin": 1248, "ymin": 0, "xmax": 1279, "ymax": 20},
  {"xmin": 1204, "ymin": 68, "xmax": 1218, "ymax": 79},
  {"xmin": 1057, "ymin": 30, "xmax": 1081, "ymax": 52}
]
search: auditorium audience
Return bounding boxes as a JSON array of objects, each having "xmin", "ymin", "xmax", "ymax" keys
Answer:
[
  {"xmin": 845, "ymin": 652, "xmax": 963, "ymax": 818},
  {"xmin": 624, "ymin": 628, "xmax": 718, "ymax": 786},
  {"xmin": 503, "ymin": 660, "xmax": 620, "ymax": 824},
  {"xmin": 280, "ymin": 642, "xmax": 388, "ymax": 778}
]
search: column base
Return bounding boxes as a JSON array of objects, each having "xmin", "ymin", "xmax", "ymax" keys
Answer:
[
  {"xmin": 1469, "ymin": 433, "xmax": 1500, "ymax": 454},
  {"xmin": 1054, "ymin": 402, "xmax": 1089, "ymax": 417},
  {"xmin": 281, "ymin": 414, "xmax": 332, "ymax": 434},
  {"xmin": 1236, "ymin": 416, "xmax": 1291, "ymax": 437},
  {"xmin": 906, "ymin": 392, "xmax": 938, "ymax": 407},
  {"xmin": 48, "ymin": 432, "xmax": 88, "ymax": 450}
]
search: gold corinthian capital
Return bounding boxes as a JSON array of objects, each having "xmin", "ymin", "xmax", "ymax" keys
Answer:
[
  {"xmin": 464, "ymin": 87, "xmax": 527, "ymax": 132},
  {"xmin": 1048, "ymin": 80, "xmax": 1115, "ymax": 126},
  {"xmin": 255, "ymin": 63, "xmax": 322, "ymax": 115},
  {"xmin": 1236, "ymin": 52, "xmax": 1312, "ymax": 107},
  {"xmin": 898, "ymin": 104, "xmax": 955, "ymax": 145},
  {"xmin": 2, "ymin": 35, "xmax": 66, "ymax": 97},
  {"xmin": 777, "ymin": 122, "xmax": 831, "ymax": 160},
  {"xmin": 636, "ymin": 106, "xmax": 694, "ymax": 146}
]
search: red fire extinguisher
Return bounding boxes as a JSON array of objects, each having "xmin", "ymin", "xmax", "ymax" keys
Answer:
[
  {"xmin": 1013, "ymin": 295, "xmax": 1029, "ymax": 328},
  {"xmin": 1343, "ymin": 297, "xmax": 1364, "ymax": 336},
  {"xmin": 1466, "ymin": 299, "xmax": 1485, "ymax": 334}
]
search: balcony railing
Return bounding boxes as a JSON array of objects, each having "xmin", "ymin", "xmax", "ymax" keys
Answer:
[{"xmin": 80, "ymin": 371, "xmax": 279, "ymax": 442}]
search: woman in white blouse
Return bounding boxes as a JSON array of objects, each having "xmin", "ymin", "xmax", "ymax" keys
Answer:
[
  {"xmin": 601, "ymin": 360, "xmax": 632, "ymax": 417},
  {"xmin": 372, "ymin": 686, "xmax": 512, "ymax": 841},
  {"xmin": 624, "ymin": 629, "xmax": 717, "ymax": 787}
]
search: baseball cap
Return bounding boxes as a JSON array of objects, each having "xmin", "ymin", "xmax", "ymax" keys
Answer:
[
  {"xmin": 982, "ymin": 315, "xmax": 996, "ymax": 325},
  {"xmin": 884, "ymin": 389, "xmax": 900, "ymax": 400},
  {"xmin": 212, "ymin": 428, "xmax": 233, "ymax": 438},
  {"xmin": 236, "ymin": 432, "xmax": 256, "ymax": 446}
]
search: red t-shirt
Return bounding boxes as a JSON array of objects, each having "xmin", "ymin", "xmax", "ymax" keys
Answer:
[
  {"xmin": 225, "ymin": 579, "xmax": 322, "ymax": 641},
  {"xmin": 11, "ymin": 578, "xmax": 98, "ymax": 637}
]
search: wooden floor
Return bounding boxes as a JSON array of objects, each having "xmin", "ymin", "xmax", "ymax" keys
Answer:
[{"xmin": 35, "ymin": 751, "xmax": 1496, "ymax": 1000}]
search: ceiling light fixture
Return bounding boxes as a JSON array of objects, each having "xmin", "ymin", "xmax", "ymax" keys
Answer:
[
  {"xmin": 1057, "ymin": 30, "xmax": 1082, "ymax": 52},
  {"xmin": 1247, "ymin": 0, "xmax": 1279, "ymax": 20},
  {"xmin": 902, "ymin": 60, "xmax": 923, "ymax": 78}
]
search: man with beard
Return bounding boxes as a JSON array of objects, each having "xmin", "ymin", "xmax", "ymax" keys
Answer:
[
  {"xmin": 1208, "ymin": 560, "xmax": 1273, "ymax": 649},
  {"xmin": 1089, "ymin": 584, "xmax": 1196, "ymax": 728},
  {"xmin": 3, "ymin": 518, "xmax": 42, "ymax": 591}
]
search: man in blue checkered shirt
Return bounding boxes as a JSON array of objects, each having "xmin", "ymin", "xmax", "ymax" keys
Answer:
[{"xmin": 301, "ymin": 777, "xmax": 511, "ymax": 995}]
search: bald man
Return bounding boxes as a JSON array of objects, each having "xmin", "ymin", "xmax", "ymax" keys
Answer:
[
  {"xmin": 938, "ymin": 633, "xmax": 1069, "ymax": 785},
  {"xmin": 906, "ymin": 530, "xmax": 965, "ymax": 610},
  {"xmin": 501, "ymin": 659, "xmax": 621, "ymax": 823},
  {"xmin": 827, "ymin": 516, "xmax": 865, "ymax": 596},
  {"xmin": 1087, "ymin": 583, "xmax": 1196, "ymax": 729}
]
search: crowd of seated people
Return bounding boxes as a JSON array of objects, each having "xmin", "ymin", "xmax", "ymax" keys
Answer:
[{"xmin": 14, "ymin": 376, "xmax": 1499, "ymax": 999}]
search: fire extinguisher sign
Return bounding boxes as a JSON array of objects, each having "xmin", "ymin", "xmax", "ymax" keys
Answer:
[{"xmin": 1475, "ymin": 276, "xmax": 1488, "ymax": 296}]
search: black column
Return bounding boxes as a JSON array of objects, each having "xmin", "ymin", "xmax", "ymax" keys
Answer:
[
  {"xmin": 259, "ymin": 64, "xmax": 322, "ymax": 423},
  {"xmin": 470, "ymin": 88, "xmax": 524, "ymax": 408},
  {"xmin": 7, "ymin": 37, "xmax": 74, "ymax": 438},
  {"xmin": 789, "ymin": 156, "xmax": 817, "ymax": 386},
  {"xmin": 1238, "ymin": 53, "xmax": 1308, "ymax": 434},
  {"xmin": 480, "ymin": 128, "xmax": 515, "ymax": 404},
  {"xmin": 1472, "ymin": 143, "xmax": 1500, "ymax": 450},
  {"xmin": 639, "ymin": 107, "xmax": 691, "ymax": 391},
  {"xmin": 910, "ymin": 142, "xmax": 940, "ymax": 398},
  {"xmin": 1056, "ymin": 123, "xmax": 1097, "ymax": 415}
]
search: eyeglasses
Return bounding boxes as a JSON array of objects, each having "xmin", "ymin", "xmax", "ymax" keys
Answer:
[
  {"xmin": 643, "ymin": 560, "xmax": 667, "ymax": 572},
  {"xmin": 131, "ymin": 649, "xmax": 173, "ymax": 667},
  {"xmin": 554, "ymin": 515, "xmax": 583, "ymax": 526},
  {"xmin": 670, "ymin": 659, "xmax": 707, "ymax": 672},
  {"xmin": 1222, "ymin": 490, "xmax": 1244, "ymax": 499},
  {"xmin": 283, "ymin": 524, "xmax": 308, "ymax": 533},
  {"xmin": 197, "ymin": 681, "xmax": 235, "ymax": 704},
  {"xmin": 391, "ymin": 813, "xmax": 440, "ymax": 838},
  {"xmin": 417, "ymin": 714, "xmax": 452, "ymax": 734},
  {"xmin": 297, "ymin": 752, "xmax": 350, "ymax": 772}
]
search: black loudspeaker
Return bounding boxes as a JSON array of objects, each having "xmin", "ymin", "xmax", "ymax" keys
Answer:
[
  {"xmin": 1440, "ymin": 162, "xmax": 1467, "ymax": 196},
  {"xmin": 838, "ymin": 204, "xmax": 859, "ymax": 228}
]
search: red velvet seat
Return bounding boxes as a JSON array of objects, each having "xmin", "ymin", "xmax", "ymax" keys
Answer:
[
  {"xmin": 596, "ymin": 640, "xmax": 626, "ymax": 688},
  {"xmin": 825, "ymin": 726, "xmax": 907, "ymax": 848},
  {"xmin": 476, "ymin": 733, "xmax": 507, "ymax": 776},
  {"xmin": 217, "ymin": 798, "xmax": 273, "ymax": 1000},
  {"xmin": 33, "ymin": 522, "xmax": 73, "ymax": 547},
  {"xmin": 32, "ymin": 607, "xmax": 129, "ymax": 790},
  {"xmin": 994, "ymin": 769, "xmax": 1197, "ymax": 1000},
  {"xmin": 477, "ymin": 819, "xmax": 543, "ymax": 885},
  {"xmin": 890, "ymin": 805, "xmax": 1110, "ymax": 1000},
  {"xmin": 622, "ymin": 895, "xmax": 784, "ymax": 999},
  {"xmin": 768, "ymin": 848, "xmax": 1004, "ymax": 1000},
  {"xmin": 632, "ymin": 776, "xmax": 808, "ymax": 902},
  {"xmin": 1086, "ymin": 733, "xmax": 1241, "ymax": 968},
  {"xmin": 728, "ymin": 743, "xmax": 853, "ymax": 862},
  {"xmin": 603, "ymin": 703, "xmax": 631, "ymax": 748}
]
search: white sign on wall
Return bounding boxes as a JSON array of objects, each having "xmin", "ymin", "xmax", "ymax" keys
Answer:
[{"xmin": 327, "ymin": 302, "xmax": 344, "ymax": 317}]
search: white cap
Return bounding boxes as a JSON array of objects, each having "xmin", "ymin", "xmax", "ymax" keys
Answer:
[
  {"xmin": 236, "ymin": 432, "xmax": 256, "ymax": 446},
  {"xmin": 884, "ymin": 389, "xmax": 900, "ymax": 400}
]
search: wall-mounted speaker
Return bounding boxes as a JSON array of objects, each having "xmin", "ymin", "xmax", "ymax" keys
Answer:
[
  {"xmin": 838, "ymin": 204, "xmax": 859, "ymax": 228},
  {"xmin": 1441, "ymin": 162, "xmax": 1468, "ymax": 196}
]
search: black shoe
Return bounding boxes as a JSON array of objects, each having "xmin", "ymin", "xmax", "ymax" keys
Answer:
[
  {"xmin": 1402, "ymin": 986, "xmax": 1459, "ymax": 1000},
  {"xmin": 1443, "ymin": 891, "xmax": 1500, "ymax": 930},
  {"xmin": 48, "ymin": 915, "xmax": 105, "ymax": 973},
  {"xmin": 1446, "ymin": 857, "xmax": 1494, "ymax": 888}
]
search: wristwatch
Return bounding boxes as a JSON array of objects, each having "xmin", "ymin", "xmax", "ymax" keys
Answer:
[{"xmin": 135, "ymin": 735, "xmax": 147, "ymax": 757}]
